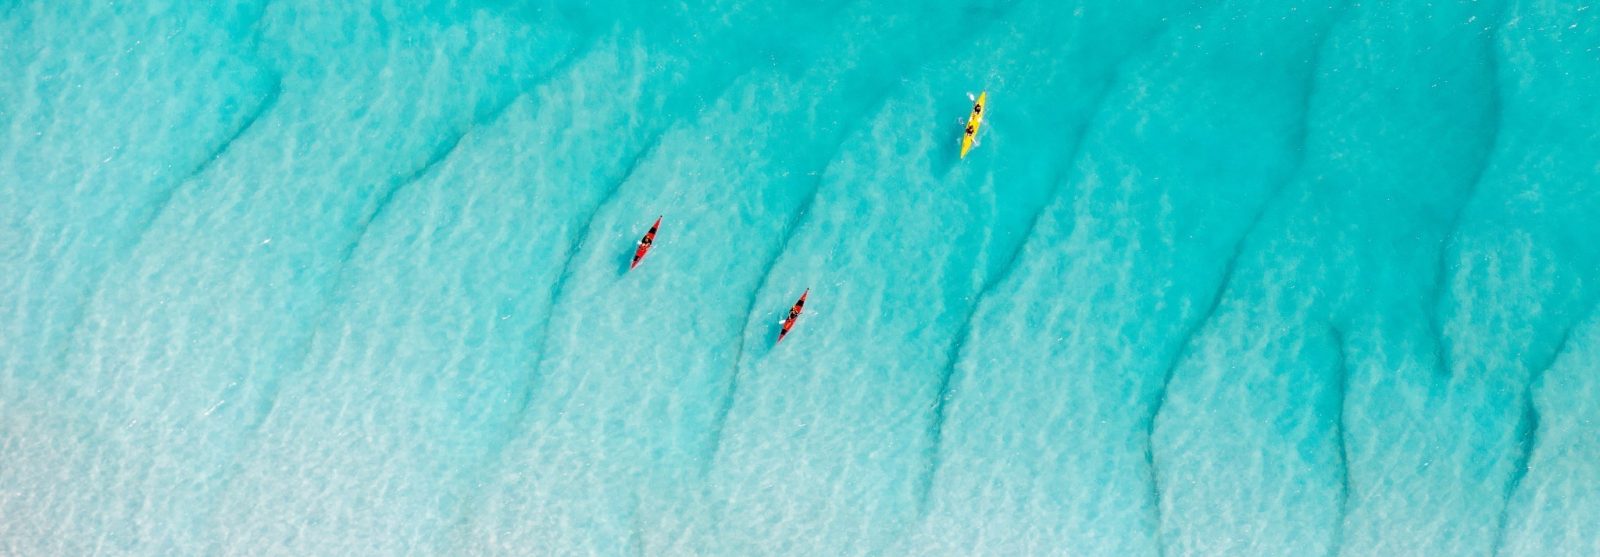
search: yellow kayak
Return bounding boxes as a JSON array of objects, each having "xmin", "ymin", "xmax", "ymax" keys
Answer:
[{"xmin": 960, "ymin": 91, "xmax": 987, "ymax": 158}]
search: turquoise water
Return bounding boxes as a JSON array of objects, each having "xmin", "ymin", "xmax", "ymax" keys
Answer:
[{"xmin": 3, "ymin": 0, "xmax": 1598, "ymax": 555}]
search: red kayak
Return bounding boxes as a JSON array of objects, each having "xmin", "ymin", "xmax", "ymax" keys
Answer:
[
  {"xmin": 777, "ymin": 289, "xmax": 809, "ymax": 343},
  {"xmin": 630, "ymin": 216, "xmax": 661, "ymax": 269}
]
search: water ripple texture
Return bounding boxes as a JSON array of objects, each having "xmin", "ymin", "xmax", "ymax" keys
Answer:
[{"xmin": 2, "ymin": 0, "xmax": 1598, "ymax": 555}]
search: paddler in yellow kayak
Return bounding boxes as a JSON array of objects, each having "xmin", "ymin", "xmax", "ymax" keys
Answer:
[{"xmin": 960, "ymin": 91, "xmax": 987, "ymax": 158}]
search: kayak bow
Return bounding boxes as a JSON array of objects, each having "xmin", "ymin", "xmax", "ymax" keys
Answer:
[
  {"xmin": 630, "ymin": 216, "xmax": 661, "ymax": 270},
  {"xmin": 777, "ymin": 289, "xmax": 809, "ymax": 343}
]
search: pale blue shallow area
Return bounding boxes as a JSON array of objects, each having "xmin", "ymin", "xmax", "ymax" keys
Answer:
[{"xmin": 3, "ymin": 0, "xmax": 1599, "ymax": 555}]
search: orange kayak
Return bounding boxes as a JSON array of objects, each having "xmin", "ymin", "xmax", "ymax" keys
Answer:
[
  {"xmin": 630, "ymin": 216, "xmax": 661, "ymax": 270},
  {"xmin": 777, "ymin": 289, "xmax": 809, "ymax": 343}
]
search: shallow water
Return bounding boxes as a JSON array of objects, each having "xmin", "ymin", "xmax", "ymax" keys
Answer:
[{"xmin": 3, "ymin": 0, "xmax": 1598, "ymax": 555}]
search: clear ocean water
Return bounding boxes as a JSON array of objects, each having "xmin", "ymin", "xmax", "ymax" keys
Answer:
[{"xmin": 3, "ymin": 0, "xmax": 1598, "ymax": 555}]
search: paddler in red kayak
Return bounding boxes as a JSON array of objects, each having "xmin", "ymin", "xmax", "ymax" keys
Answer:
[
  {"xmin": 630, "ymin": 216, "xmax": 661, "ymax": 270},
  {"xmin": 777, "ymin": 289, "xmax": 809, "ymax": 343}
]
